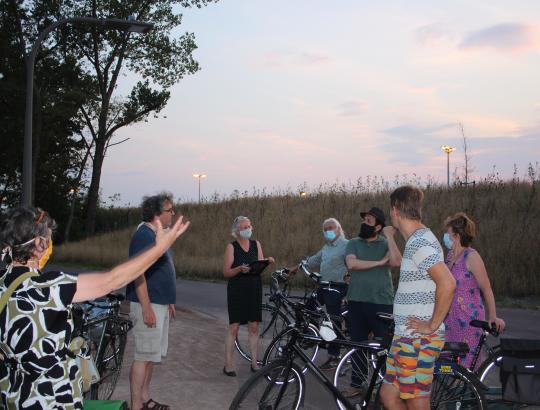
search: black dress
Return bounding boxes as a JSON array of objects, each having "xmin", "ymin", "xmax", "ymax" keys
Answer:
[{"xmin": 227, "ymin": 240, "xmax": 263, "ymax": 325}]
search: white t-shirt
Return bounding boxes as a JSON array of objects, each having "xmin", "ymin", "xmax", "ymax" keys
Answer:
[{"xmin": 393, "ymin": 228, "xmax": 444, "ymax": 337}]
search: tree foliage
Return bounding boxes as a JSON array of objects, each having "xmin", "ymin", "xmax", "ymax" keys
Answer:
[{"xmin": 0, "ymin": 0, "xmax": 218, "ymax": 238}]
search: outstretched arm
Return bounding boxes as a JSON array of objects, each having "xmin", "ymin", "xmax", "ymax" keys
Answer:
[{"xmin": 73, "ymin": 216, "xmax": 190, "ymax": 303}]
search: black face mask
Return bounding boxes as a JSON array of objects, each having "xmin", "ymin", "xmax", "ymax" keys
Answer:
[{"xmin": 359, "ymin": 223, "xmax": 377, "ymax": 239}]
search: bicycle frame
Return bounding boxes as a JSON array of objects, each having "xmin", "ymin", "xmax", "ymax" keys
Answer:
[{"xmin": 273, "ymin": 321, "xmax": 387, "ymax": 410}]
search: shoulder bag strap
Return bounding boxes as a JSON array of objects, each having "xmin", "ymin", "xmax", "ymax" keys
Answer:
[{"xmin": 0, "ymin": 271, "xmax": 39, "ymax": 314}]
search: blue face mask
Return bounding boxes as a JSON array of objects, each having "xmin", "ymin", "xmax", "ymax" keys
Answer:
[
  {"xmin": 324, "ymin": 230, "xmax": 336, "ymax": 241},
  {"xmin": 443, "ymin": 233, "xmax": 453, "ymax": 250},
  {"xmin": 239, "ymin": 228, "xmax": 252, "ymax": 239}
]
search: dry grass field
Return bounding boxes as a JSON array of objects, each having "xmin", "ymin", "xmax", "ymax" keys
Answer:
[{"xmin": 54, "ymin": 180, "xmax": 540, "ymax": 298}]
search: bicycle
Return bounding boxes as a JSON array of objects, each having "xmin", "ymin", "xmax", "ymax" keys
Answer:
[
  {"xmin": 231, "ymin": 303, "xmax": 487, "ymax": 409},
  {"xmin": 236, "ymin": 263, "xmax": 349, "ymax": 365},
  {"xmin": 73, "ymin": 293, "xmax": 133, "ymax": 400}
]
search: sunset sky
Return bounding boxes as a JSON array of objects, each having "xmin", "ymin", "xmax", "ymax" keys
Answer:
[{"xmin": 101, "ymin": 0, "xmax": 540, "ymax": 205}]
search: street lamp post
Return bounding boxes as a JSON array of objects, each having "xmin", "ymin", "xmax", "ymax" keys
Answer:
[
  {"xmin": 22, "ymin": 17, "xmax": 153, "ymax": 206},
  {"xmin": 193, "ymin": 174, "xmax": 207, "ymax": 203},
  {"xmin": 441, "ymin": 145, "xmax": 456, "ymax": 187}
]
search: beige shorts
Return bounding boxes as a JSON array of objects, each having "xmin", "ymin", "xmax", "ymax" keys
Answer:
[{"xmin": 130, "ymin": 302, "xmax": 170, "ymax": 363}]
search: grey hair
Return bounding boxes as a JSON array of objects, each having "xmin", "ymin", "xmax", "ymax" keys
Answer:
[
  {"xmin": 322, "ymin": 217, "xmax": 346, "ymax": 239},
  {"xmin": 231, "ymin": 216, "xmax": 250, "ymax": 238}
]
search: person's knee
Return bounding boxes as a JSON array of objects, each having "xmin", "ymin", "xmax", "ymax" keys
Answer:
[
  {"xmin": 247, "ymin": 322, "xmax": 258, "ymax": 335},
  {"xmin": 405, "ymin": 397, "xmax": 430, "ymax": 410},
  {"xmin": 380, "ymin": 383, "xmax": 400, "ymax": 408},
  {"xmin": 229, "ymin": 324, "xmax": 240, "ymax": 337}
]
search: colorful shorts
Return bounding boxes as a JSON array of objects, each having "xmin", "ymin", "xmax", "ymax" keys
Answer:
[{"xmin": 383, "ymin": 333, "xmax": 445, "ymax": 399}]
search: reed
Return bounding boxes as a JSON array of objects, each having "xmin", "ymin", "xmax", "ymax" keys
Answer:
[{"xmin": 54, "ymin": 178, "xmax": 540, "ymax": 298}]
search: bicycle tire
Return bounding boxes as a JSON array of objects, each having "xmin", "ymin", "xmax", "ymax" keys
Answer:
[
  {"xmin": 431, "ymin": 362, "xmax": 487, "ymax": 409},
  {"xmin": 333, "ymin": 346, "xmax": 382, "ymax": 410},
  {"xmin": 90, "ymin": 322, "xmax": 128, "ymax": 400},
  {"xmin": 235, "ymin": 303, "xmax": 290, "ymax": 364},
  {"xmin": 229, "ymin": 359, "xmax": 305, "ymax": 410},
  {"xmin": 476, "ymin": 346, "xmax": 502, "ymax": 398},
  {"xmin": 263, "ymin": 324, "xmax": 320, "ymax": 373}
]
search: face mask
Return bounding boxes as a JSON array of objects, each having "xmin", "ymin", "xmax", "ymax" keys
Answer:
[
  {"xmin": 359, "ymin": 223, "xmax": 376, "ymax": 239},
  {"xmin": 239, "ymin": 228, "xmax": 252, "ymax": 239},
  {"xmin": 443, "ymin": 233, "xmax": 453, "ymax": 250},
  {"xmin": 324, "ymin": 230, "xmax": 336, "ymax": 241},
  {"xmin": 39, "ymin": 238, "xmax": 53, "ymax": 269}
]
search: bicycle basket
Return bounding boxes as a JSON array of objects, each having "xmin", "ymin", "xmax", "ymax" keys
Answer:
[{"xmin": 500, "ymin": 338, "xmax": 540, "ymax": 405}]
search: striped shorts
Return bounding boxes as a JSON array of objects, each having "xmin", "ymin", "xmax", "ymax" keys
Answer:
[{"xmin": 382, "ymin": 333, "xmax": 445, "ymax": 399}]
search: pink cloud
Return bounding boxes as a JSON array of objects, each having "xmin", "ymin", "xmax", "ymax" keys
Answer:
[{"xmin": 459, "ymin": 23, "xmax": 540, "ymax": 53}]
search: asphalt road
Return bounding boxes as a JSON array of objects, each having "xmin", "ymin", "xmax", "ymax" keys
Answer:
[{"xmin": 176, "ymin": 278, "xmax": 540, "ymax": 339}]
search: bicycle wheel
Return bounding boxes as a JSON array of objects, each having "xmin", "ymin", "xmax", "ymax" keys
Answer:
[
  {"xmin": 235, "ymin": 303, "xmax": 290, "ymax": 364},
  {"xmin": 431, "ymin": 362, "xmax": 486, "ymax": 409},
  {"xmin": 90, "ymin": 325, "xmax": 127, "ymax": 400},
  {"xmin": 229, "ymin": 359, "xmax": 305, "ymax": 410},
  {"xmin": 476, "ymin": 347, "xmax": 502, "ymax": 398},
  {"xmin": 263, "ymin": 324, "xmax": 320, "ymax": 373},
  {"xmin": 334, "ymin": 346, "xmax": 381, "ymax": 410}
]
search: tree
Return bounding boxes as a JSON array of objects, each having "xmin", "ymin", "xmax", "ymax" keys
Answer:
[
  {"xmin": 59, "ymin": 0, "xmax": 218, "ymax": 235},
  {"xmin": 0, "ymin": 0, "xmax": 91, "ymax": 238},
  {"xmin": 458, "ymin": 122, "xmax": 474, "ymax": 185}
]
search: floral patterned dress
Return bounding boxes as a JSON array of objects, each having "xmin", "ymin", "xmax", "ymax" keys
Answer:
[
  {"xmin": 444, "ymin": 248, "xmax": 485, "ymax": 369},
  {"xmin": 0, "ymin": 266, "xmax": 82, "ymax": 409}
]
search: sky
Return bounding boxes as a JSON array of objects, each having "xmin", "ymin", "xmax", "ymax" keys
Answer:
[{"xmin": 100, "ymin": 0, "xmax": 540, "ymax": 205}]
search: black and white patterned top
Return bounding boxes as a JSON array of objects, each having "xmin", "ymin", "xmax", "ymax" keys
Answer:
[
  {"xmin": 393, "ymin": 228, "xmax": 444, "ymax": 337},
  {"xmin": 0, "ymin": 266, "xmax": 81, "ymax": 409}
]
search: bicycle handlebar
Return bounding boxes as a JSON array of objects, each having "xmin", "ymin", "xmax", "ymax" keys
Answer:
[{"xmin": 469, "ymin": 319, "xmax": 499, "ymax": 337}]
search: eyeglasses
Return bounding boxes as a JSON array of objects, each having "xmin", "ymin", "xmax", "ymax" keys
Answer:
[{"xmin": 162, "ymin": 208, "xmax": 175, "ymax": 215}]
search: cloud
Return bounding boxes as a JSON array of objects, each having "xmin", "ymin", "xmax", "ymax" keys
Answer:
[
  {"xmin": 260, "ymin": 50, "xmax": 333, "ymax": 69},
  {"xmin": 415, "ymin": 23, "xmax": 455, "ymax": 47},
  {"xmin": 336, "ymin": 100, "xmax": 367, "ymax": 117},
  {"xmin": 379, "ymin": 123, "xmax": 459, "ymax": 166},
  {"xmin": 459, "ymin": 23, "xmax": 540, "ymax": 53}
]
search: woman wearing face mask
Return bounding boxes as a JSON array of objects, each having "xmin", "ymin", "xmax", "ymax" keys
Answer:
[
  {"xmin": 443, "ymin": 212, "xmax": 505, "ymax": 369},
  {"xmin": 0, "ymin": 207, "xmax": 190, "ymax": 409},
  {"xmin": 288, "ymin": 217, "xmax": 349, "ymax": 370},
  {"xmin": 223, "ymin": 216, "xmax": 274, "ymax": 376}
]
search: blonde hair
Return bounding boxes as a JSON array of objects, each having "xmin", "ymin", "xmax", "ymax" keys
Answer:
[{"xmin": 231, "ymin": 216, "xmax": 250, "ymax": 238}]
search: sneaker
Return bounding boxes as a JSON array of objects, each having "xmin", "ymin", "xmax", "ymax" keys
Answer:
[{"xmin": 320, "ymin": 357, "xmax": 340, "ymax": 371}]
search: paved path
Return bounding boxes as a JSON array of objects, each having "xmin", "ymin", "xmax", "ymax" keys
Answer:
[{"xmin": 108, "ymin": 279, "xmax": 540, "ymax": 409}]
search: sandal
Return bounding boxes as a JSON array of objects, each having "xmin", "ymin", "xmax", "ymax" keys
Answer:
[{"xmin": 142, "ymin": 399, "xmax": 171, "ymax": 410}]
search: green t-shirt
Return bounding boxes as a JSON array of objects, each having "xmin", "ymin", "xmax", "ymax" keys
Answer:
[{"xmin": 345, "ymin": 235, "xmax": 394, "ymax": 305}]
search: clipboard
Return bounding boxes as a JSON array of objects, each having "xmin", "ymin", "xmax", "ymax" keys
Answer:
[{"xmin": 247, "ymin": 259, "xmax": 270, "ymax": 275}]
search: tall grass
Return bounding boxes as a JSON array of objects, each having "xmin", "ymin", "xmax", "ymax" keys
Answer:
[{"xmin": 54, "ymin": 178, "xmax": 540, "ymax": 298}]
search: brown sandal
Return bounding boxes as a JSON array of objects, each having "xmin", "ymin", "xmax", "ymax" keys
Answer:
[{"xmin": 142, "ymin": 399, "xmax": 171, "ymax": 410}]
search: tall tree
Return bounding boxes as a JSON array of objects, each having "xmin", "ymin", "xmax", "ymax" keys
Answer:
[
  {"xmin": 0, "ymin": 0, "xmax": 91, "ymax": 235},
  {"xmin": 60, "ymin": 0, "xmax": 218, "ymax": 235}
]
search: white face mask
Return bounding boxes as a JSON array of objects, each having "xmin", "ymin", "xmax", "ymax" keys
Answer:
[{"xmin": 239, "ymin": 228, "xmax": 252, "ymax": 239}]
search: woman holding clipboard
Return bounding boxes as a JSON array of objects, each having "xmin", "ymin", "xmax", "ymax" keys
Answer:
[{"xmin": 222, "ymin": 216, "xmax": 274, "ymax": 376}]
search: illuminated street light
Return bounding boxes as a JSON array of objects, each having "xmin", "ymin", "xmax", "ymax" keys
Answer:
[
  {"xmin": 299, "ymin": 191, "xmax": 307, "ymax": 197},
  {"xmin": 22, "ymin": 17, "xmax": 154, "ymax": 206},
  {"xmin": 193, "ymin": 173, "xmax": 207, "ymax": 203},
  {"xmin": 441, "ymin": 145, "xmax": 456, "ymax": 187}
]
